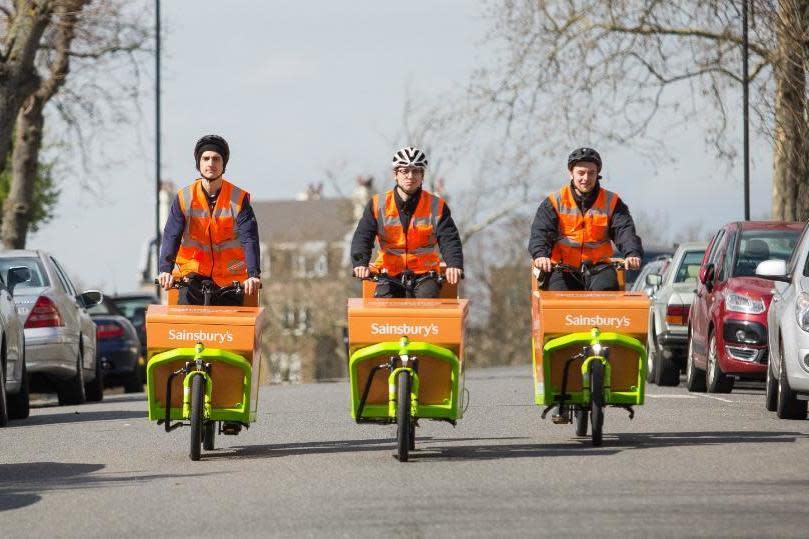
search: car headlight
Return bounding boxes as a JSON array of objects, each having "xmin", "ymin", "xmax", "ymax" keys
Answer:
[
  {"xmin": 725, "ymin": 292, "xmax": 765, "ymax": 314},
  {"xmin": 795, "ymin": 293, "xmax": 809, "ymax": 332}
]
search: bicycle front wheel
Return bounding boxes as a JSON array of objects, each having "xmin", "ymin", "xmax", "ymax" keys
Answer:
[
  {"xmin": 396, "ymin": 371, "xmax": 412, "ymax": 462},
  {"xmin": 189, "ymin": 374, "xmax": 205, "ymax": 461},
  {"xmin": 589, "ymin": 361, "xmax": 605, "ymax": 447}
]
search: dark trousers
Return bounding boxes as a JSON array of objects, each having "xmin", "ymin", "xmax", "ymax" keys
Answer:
[
  {"xmin": 374, "ymin": 276, "xmax": 441, "ymax": 298},
  {"xmin": 547, "ymin": 267, "xmax": 620, "ymax": 291},
  {"xmin": 178, "ymin": 284, "xmax": 244, "ymax": 306}
]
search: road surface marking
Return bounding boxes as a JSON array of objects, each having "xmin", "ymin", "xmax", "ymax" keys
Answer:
[
  {"xmin": 696, "ymin": 394, "xmax": 733, "ymax": 403},
  {"xmin": 647, "ymin": 394, "xmax": 697, "ymax": 399}
]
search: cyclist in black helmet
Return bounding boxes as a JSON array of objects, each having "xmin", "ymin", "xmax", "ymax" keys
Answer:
[{"xmin": 528, "ymin": 147, "xmax": 643, "ymax": 291}]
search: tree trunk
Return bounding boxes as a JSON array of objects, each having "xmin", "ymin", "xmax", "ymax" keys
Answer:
[
  {"xmin": 2, "ymin": 96, "xmax": 45, "ymax": 249},
  {"xmin": 0, "ymin": 2, "xmax": 52, "ymax": 168},
  {"xmin": 771, "ymin": 0, "xmax": 809, "ymax": 221}
]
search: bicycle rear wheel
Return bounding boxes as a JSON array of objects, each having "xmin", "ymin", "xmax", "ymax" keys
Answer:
[
  {"xmin": 589, "ymin": 361, "xmax": 605, "ymax": 447},
  {"xmin": 396, "ymin": 371, "xmax": 412, "ymax": 462},
  {"xmin": 189, "ymin": 374, "xmax": 205, "ymax": 461},
  {"xmin": 574, "ymin": 407, "xmax": 588, "ymax": 436}
]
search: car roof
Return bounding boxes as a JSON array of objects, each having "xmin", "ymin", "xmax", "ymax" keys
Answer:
[
  {"xmin": 675, "ymin": 241, "xmax": 708, "ymax": 251},
  {"xmin": 732, "ymin": 221, "xmax": 804, "ymax": 231},
  {"xmin": 0, "ymin": 249, "xmax": 45, "ymax": 258}
]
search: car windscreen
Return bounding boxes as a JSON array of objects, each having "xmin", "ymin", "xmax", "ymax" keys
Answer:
[
  {"xmin": 88, "ymin": 302, "xmax": 113, "ymax": 315},
  {"xmin": 673, "ymin": 250, "xmax": 705, "ymax": 283},
  {"xmin": 0, "ymin": 257, "xmax": 50, "ymax": 288},
  {"xmin": 112, "ymin": 297, "xmax": 156, "ymax": 319},
  {"xmin": 733, "ymin": 229, "xmax": 801, "ymax": 277}
]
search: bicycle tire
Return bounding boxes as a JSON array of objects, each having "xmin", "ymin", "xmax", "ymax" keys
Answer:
[
  {"xmin": 396, "ymin": 371, "xmax": 411, "ymax": 462},
  {"xmin": 574, "ymin": 407, "xmax": 588, "ymax": 436},
  {"xmin": 590, "ymin": 361, "xmax": 605, "ymax": 447},
  {"xmin": 189, "ymin": 374, "xmax": 205, "ymax": 461}
]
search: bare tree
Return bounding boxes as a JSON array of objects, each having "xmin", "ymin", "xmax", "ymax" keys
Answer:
[
  {"xmin": 1, "ymin": 0, "xmax": 151, "ymax": 248},
  {"xmin": 460, "ymin": 1, "xmax": 809, "ymax": 219}
]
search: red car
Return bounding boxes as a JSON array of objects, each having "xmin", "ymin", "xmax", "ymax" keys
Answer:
[{"xmin": 686, "ymin": 221, "xmax": 803, "ymax": 393}]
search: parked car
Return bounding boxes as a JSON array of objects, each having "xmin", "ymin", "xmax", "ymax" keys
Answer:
[
  {"xmin": 0, "ymin": 250, "xmax": 103, "ymax": 405},
  {"xmin": 88, "ymin": 296, "xmax": 142, "ymax": 393},
  {"xmin": 110, "ymin": 292, "xmax": 159, "ymax": 381},
  {"xmin": 645, "ymin": 242, "xmax": 707, "ymax": 386},
  {"xmin": 0, "ymin": 266, "xmax": 30, "ymax": 426},
  {"xmin": 630, "ymin": 257, "xmax": 671, "ymax": 295},
  {"xmin": 686, "ymin": 222, "xmax": 803, "ymax": 394},
  {"xmin": 756, "ymin": 223, "xmax": 809, "ymax": 419}
]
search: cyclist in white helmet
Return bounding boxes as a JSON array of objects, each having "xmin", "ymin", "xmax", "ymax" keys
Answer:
[{"xmin": 350, "ymin": 146, "xmax": 464, "ymax": 297}]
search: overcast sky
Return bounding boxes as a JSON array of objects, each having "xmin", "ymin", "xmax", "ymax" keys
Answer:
[{"xmin": 26, "ymin": 1, "xmax": 774, "ymax": 293}]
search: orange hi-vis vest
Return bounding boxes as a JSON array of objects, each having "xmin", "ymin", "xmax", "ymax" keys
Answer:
[
  {"xmin": 172, "ymin": 179, "xmax": 249, "ymax": 286},
  {"xmin": 371, "ymin": 189, "xmax": 444, "ymax": 275},
  {"xmin": 548, "ymin": 184, "xmax": 618, "ymax": 268}
]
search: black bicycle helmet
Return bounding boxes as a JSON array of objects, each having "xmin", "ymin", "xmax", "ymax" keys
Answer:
[
  {"xmin": 567, "ymin": 147, "xmax": 602, "ymax": 172},
  {"xmin": 194, "ymin": 134, "xmax": 230, "ymax": 171}
]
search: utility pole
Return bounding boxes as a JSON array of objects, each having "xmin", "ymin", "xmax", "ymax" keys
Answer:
[
  {"xmin": 742, "ymin": 0, "xmax": 750, "ymax": 220},
  {"xmin": 155, "ymin": 0, "xmax": 162, "ymax": 296}
]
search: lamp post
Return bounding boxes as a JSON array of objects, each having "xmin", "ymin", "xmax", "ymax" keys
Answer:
[
  {"xmin": 742, "ymin": 0, "xmax": 750, "ymax": 221},
  {"xmin": 155, "ymin": 0, "xmax": 162, "ymax": 296}
]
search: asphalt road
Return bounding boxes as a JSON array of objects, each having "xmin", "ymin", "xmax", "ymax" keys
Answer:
[{"xmin": 2, "ymin": 367, "xmax": 809, "ymax": 538}]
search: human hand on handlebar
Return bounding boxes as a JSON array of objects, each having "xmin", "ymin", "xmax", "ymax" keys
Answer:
[
  {"xmin": 157, "ymin": 272, "xmax": 174, "ymax": 290},
  {"xmin": 243, "ymin": 277, "xmax": 261, "ymax": 295},
  {"xmin": 353, "ymin": 266, "xmax": 371, "ymax": 279},
  {"xmin": 445, "ymin": 267, "xmax": 463, "ymax": 285},
  {"xmin": 624, "ymin": 257, "xmax": 641, "ymax": 270},
  {"xmin": 533, "ymin": 257, "xmax": 553, "ymax": 272}
]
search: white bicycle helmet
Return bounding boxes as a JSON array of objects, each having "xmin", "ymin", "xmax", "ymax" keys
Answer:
[{"xmin": 391, "ymin": 146, "xmax": 428, "ymax": 169}]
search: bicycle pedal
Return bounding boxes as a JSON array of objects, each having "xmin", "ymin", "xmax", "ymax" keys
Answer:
[
  {"xmin": 221, "ymin": 422, "xmax": 242, "ymax": 435},
  {"xmin": 551, "ymin": 414, "xmax": 570, "ymax": 425}
]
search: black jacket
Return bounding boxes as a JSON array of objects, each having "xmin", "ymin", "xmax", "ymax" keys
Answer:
[
  {"xmin": 528, "ymin": 181, "xmax": 643, "ymax": 261},
  {"xmin": 350, "ymin": 187, "xmax": 464, "ymax": 270}
]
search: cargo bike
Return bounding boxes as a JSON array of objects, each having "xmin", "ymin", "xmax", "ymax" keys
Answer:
[
  {"xmin": 145, "ymin": 278, "xmax": 264, "ymax": 461},
  {"xmin": 531, "ymin": 260, "xmax": 650, "ymax": 446},
  {"xmin": 347, "ymin": 270, "xmax": 468, "ymax": 462}
]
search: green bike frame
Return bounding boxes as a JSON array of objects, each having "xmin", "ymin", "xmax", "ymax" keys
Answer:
[
  {"xmin": 146, "ymin": 343, "xmax": 254, "ymax": 424},
  {"xmin": 349, "ymin": 336, "xmax": 461, "ymax": 421},
  {"xmin": 537, "ymin": 328, "xmax": 647, "ymax": 407}
]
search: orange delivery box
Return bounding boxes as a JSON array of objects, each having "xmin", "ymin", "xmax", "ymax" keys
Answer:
[{"xmin": 146, "ymin": 304, "xmax": 265, "ymax": 412}]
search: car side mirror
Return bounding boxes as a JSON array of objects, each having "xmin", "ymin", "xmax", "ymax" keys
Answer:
[
  {"xmin": 6, "ymin": 266, "xmax": 31, "ymax": 294},
  {"xmin": 645, "ymin": 273, "xmax": 662, "ymax": 287},
  {"xmin": 79, "ymin": 290, "xmax": 103, "ymax": 308},
  {"xmin": 755, "ymin": 259, "xmax": 789, "ymax": 282},
  {"xmin": 700, "ymin": 263, "xmax": 715, "ymax": 291},
  {"xmin": 131, "ymin": 306, "xmax": 146, "ymax": 328}
]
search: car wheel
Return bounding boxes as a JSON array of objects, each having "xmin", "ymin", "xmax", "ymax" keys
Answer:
[
  {"xmin": 58, "ymin": 347, "xmax": 87, "ymax": 406},
  {"xmin": 0, "ymin": 353, "xmax": 8, "ymax": 428},
  {"xmin": 646, "ymin": 325, "xmax": 657, "ymax": 384},
  {"xmin": 686, "ymin": 334, "xmax": 707, "ymax": 392},
  {"xmin": 706, "ymin": 332, "xmax": 734, "ymax": 394},
  {"xmin": 84, "ymin": 355, "xmax": 104, "ymax": 403},
  {"xmin": 776, "ymin": 354, "xmax": 808, "ymax": 420},
  {"xmin": 655, "ymin": 347, "xmax": 681, "ymax": 387},
  {"xmin": 765, "ymin": 354, "xmax": 778, "ymax": 413},
  {"xmin": 8, "ymin": 358, "xmax": 30, "ymax": 420},
  {"xmin": 123, "ymin": 362, "xmax": 144, "ymax": 393}
]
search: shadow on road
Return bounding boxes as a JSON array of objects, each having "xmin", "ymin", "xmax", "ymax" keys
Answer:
[
  {"xmin": 0, "ymin": 462, "xmax": 213, "ymax": 513},
  {"xmin": 7, "ymin": 409, "xmax": 146, "ymax": 428}
]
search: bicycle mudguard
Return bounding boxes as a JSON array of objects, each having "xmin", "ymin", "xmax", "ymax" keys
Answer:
[
  {"xmin": 147, "ymin": 346, "xmax": 253, "ymax": 423},
  {"xmin": 349, "ymin": 339, "xmax": 461, "ymax": 420},
  {"xmin": 539, "ymin": 330, "xmax": 647, "ymax": 407}
]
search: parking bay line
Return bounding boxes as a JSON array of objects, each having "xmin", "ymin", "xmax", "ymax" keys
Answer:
[
  {"xmin": 695, "ymin": 394, "xmax": 734, "ymax": 403},
  {"xmin": 647, "ymin": 394, "xmax": 698, "ymax": 399}
]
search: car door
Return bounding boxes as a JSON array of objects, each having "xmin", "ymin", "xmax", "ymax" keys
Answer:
[
  {"xmin": 51, "ymin": 257, "xmax": 97, "ymax": 372},
  {"xmin": 692, "ymin": 228, "xmax": 727, "ymax": 362},
  {"xmin": 769, "ymin": 227, "xmax": 808, "ymax": 377},
  {"xmin": 708, "ymin": 227, "xmax": 739, "ymax": 344},
  {"xmin": 46, "ymin": 256, "xmax": 88, "ymax": 370},
  {"xmin": 0, "ymin": 277, "xmax": 25, "ymax": 379}
]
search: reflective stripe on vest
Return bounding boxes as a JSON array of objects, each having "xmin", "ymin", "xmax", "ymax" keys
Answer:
[
  {"xmin": 371, "ymin": 189, "xmax": 444, "ymax": 274},
  {"xmin": 173, "ymin": 179, "xmax": 250, "ymax": 286},
  {"xmin": 548, "ymin": 185, "xmax": 618, "ymax": 268}
]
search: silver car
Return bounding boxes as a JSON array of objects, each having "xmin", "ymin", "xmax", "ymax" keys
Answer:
[
  {"xmin": 0, "ymin": 251, "xmax": 103, "ymax": 405},
  {"xmin": 757, "ymin": 224, "xmax": 809, "ymax": 419},
  {"xmin": 645, "ymin": 242, "xmax": 708, "ymax": 386},
  {"xmin": 0, "ymin": 266, "xmax": 29, "ymax": 426},
  {"xmin": 630, "ymin": 257, "xmax": 670, "ymax": 296}
]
